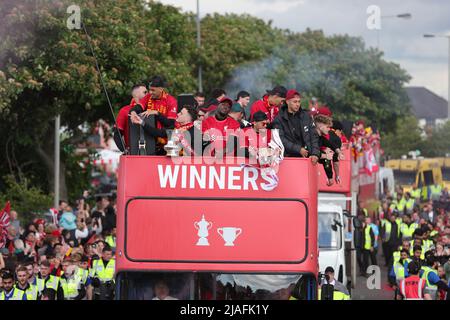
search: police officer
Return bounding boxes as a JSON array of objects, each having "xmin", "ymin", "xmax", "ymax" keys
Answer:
[
  {"xmin": 90, "ymin": 245, "xmax": 115, "ymax": 300},
  {"xmin": 0, "ymin": 272, "xmax": 26, "ymax": 300}
]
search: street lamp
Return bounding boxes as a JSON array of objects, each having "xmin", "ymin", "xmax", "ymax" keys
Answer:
[
  {"xmin": 196, "ymin": 0, "xmax": 202, "ymax": 92},
  {"xmin": 377, "ymin": 13, "xmax": 412, "ymax": 49},
  {"xmin": 423, "ymin": 33, "xmax": 450, "ymax": 118}
]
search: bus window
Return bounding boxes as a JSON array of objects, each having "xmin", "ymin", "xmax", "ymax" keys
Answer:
[
  {"xmin": 118, "ymin": 272, "xmax": 194, "ymax": 300},
  {"xmin": 318, "ymin": 212, "xmax": 342, "ymax": 250}
]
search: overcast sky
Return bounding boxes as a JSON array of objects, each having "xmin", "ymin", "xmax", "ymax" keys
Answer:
[{"xmin": 158, "ymin": 0, "xmax": 450, "ymax": 100}]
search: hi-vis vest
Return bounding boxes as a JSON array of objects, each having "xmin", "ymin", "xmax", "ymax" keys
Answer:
[
  {"xmin": 430, "ymin": 185, "xmax": 442, "ymax": 199},
  {"xmin": 90, "ymin": 259, "xmax": 115, "ymax": 282},
  {"xmin": 381, "ymin": 219, "xmax": 392, "ymax": 242},
  {"xmin": 15, "ymin": 284, "xmax": 38, "ymax": 300},
  {"xmin": 364, "ymin": 226, "xmax": 372, "ymax": 250},
  {"xmin": 400, "ymin": 222, "xmax": 418, "ymax": 239},
  {"xmin": 317, "ymin": 288, "xmax": 350, "ymax": 300},
  {"xmin": 422, "ymin": 239, "xmax": 434, "ymax": 254},
  {"xmin": 400, "ymin": 276, "xmax": 425, "ymax": 300},
  {"xmin": 60, "ymin": 275, "xmax": 82, "ymax": 300},
  {"xmin": 77, "ymin": 268, "xmax": 89, "ymax": 285},
  {"xmin": 42, "ymin": 275, "xmax": 60, "ymax": 292},
  {"xmin": 105, "ymin": 235, "xmax": 116, "ymax": 248},
  {"xmin": 405, "ymin": 198, "xmax": 415, "ymax": 211},
  {"xmin": 33, "ymin": 278, "xmax": 45, "ymax": 293},
  {"xmin": 0, "ymin": 288, "xmax": 26, "ymax": 300},
  {"xmin": 409, "ymin": 246, "xmax": 425, "ymax": 260},
  {"xmin": 421, "ymin": 266, "xmax": 438, "ymax": 289},
  {"xmin": 393, "ymin": 258, "xmax": 411, "ymax": 282},
  {"xmin": 410, "ymin": 188, "xmax": 421, "ymax": 199}
]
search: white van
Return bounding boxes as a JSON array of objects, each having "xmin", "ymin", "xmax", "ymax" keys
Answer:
[{"xmin": 318, "ymin": 203, "xmax": 347, "ymax": 286}]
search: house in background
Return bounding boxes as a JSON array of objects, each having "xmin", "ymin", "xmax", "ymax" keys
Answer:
[{"xmin": 405, "ymin": 86, "xmax": 449, "ymax": 130}]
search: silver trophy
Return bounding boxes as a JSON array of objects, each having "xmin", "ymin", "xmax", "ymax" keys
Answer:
[
  {"xmin": 258, "ymin": 147, "xmax": 275, "ymax": 166},
  {"xmin": 164, "ymin": 129, "xmax": 181, "ymax": 157}
]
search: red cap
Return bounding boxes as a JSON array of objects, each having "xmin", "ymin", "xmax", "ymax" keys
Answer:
[
  {"xmin": 317, "ymin": 106, "xmax": 332, "ymax": 117},
  {"xmin": 286, "ymin": 89, "xmax": 302, "ymax": 101},
  {"xmin": 218, "ymin": 96, "xmax": 233, "ymax": 106},
  {"xmin": 51, "ymin": 230, "xmax": 61, "ymax": 237},
  {"xmin": 200, "ymin": 104, "xmax": 217, "ymax": 113}
]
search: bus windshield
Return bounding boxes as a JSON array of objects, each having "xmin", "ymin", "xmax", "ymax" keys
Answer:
[
  {"xmin": 118, "ymin": 272, "xmax": 316, "ymax": 300},
  {"xmin": 318, "ymin": 211, "xmax": 342, "ymax": 250}
]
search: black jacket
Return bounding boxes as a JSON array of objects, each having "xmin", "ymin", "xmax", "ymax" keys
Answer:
[{"xmin": 272, "ymin": 106, "xmax": 320, "ymax": 158}]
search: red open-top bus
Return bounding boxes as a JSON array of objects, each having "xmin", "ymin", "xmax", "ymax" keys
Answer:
[{"xmin": 115, "ymin": 156, "xmax": 318, "ymax": 300}]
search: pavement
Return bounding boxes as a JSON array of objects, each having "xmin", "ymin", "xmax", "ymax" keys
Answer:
[{"xmin": 351, "ymin": 246, "xmax": 396, "ymax": 300}]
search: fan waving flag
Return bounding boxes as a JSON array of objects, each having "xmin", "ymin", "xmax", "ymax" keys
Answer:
[{"xmin": 0, "ymin": 201, "xmax": 11, "ymax": 248}]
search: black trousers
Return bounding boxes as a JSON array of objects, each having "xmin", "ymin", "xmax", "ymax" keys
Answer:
[
  {"xmin": 382, "ymin": 242, "xmax": 390, "ymax": 266},
  {"xmin": 362, "ymin": 249, "xmax": 378, "ymax": 273},
  {"xmin": 356, "ymin": 248, "xmax": 364, "ymax": 274}
]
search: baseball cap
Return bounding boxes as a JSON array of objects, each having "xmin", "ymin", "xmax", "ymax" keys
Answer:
[
  {"xmin": 266, "ymin": 85, "xmax": 287, "ymax": 98},
  {"xmin": 252, "ymin": 111, "xmax": 268, "ymax": 122},
  {"xmin": 231, "ymin": 103, "xmax": 244, "ymax": 113},
  {"xmin": 148, "ymin": 75, "xmax": 166, "ymax": 88},
  {"xmin": 218, "ymin": 96, "xmax": 233, "ymax": 106},
  {"xmin": 317, "ymin": 106, "xmax": 332, "ymax": 117},
  {"xmin": 286, "ymin": 89, "xmax": 302, "ymax": 101},
  {"xmin": 324, "ymin": 266, "xmax": 335, "ymax": 274}
]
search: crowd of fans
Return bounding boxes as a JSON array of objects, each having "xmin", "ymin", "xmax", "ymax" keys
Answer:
[
  {"xmin": 0, "ymin": 194, "xmax": 117, "ymax": 300},
  {"xmin": 354, "ymin": 183, "xmax": 450, "ymax": 300}
]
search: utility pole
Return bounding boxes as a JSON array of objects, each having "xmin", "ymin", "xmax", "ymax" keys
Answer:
[
  {"xmin": 196, "ymin": 0, "xmax": 203, "ymax": 92},
  {"xmin": 54, "ymin": 114, "xmax": 60, "ymax": 208}
]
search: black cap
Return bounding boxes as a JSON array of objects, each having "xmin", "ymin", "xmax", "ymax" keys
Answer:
[
  {"xmin": 252, "ymin": 111, "xmax": 268, "ymax": 122},
  {"xmin": 149, "ymin": 75, "xmax": 166, "ymax": 88},
  {"xmin": 266, "ymin": 85, "xmax": 287, "ymax": 98},
  {"xmin": 325, "ymin": 266, "xmax": 335, "ymax": 274},
  {"xmin": 408, "ymin": 261, "xmax": 419, "ymax": 274}
]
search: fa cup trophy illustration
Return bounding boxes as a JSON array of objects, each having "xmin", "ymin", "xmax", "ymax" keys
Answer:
[{"xmin": 194, "ymin": 214, "xmax": 213, "ymax": 246}]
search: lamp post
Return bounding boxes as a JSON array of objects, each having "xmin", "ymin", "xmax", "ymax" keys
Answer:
[
  {"xmin": 377, "ymin": 13, "xmax": 412, "ymax": 49},
  {"xmin": 54, "ymin": 114, "xmax": 60, "ymax": 209},
  {"xmin": 423, "ymin": 33, "xmax": 450, "ymax": 119},
  {"xmin": 196, "ymin": 0, "xmax": 202, "ymax": 92}
]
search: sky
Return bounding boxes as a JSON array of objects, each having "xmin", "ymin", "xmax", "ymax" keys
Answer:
[{"xmin": 157, "ymin": 0, "xmax": 450, "ymax": 100}]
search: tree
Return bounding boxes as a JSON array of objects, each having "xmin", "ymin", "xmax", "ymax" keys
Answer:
[
  {"xmin": 419, "ymin": 121, "xmax": 450, "ymax": 157},
  {"xmin": 382, "ymin": 116, "xmax": 423, "ymax": 158},
  {"xmin": 0, "ymin": 0, "xmax": 198, "ymax": 200},
  {"xmin": 225, "ymin": 29, "xmax": 411, "ymax": 132}
]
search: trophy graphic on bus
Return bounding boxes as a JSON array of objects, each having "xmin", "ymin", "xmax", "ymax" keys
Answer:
[
  {"xmin": 217, "ymin": 227, "xmax": 242, "ymax": 246},
  {"xmin": 194, "ymin": 214, "xmax": 213, "ymax": 246}
]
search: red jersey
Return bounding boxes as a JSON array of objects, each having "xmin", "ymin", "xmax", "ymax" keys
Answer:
[
  {"xmin": 116, "ymin": 98, "xmax": 137, "ymax": 149},
  {"xmin": 250, "ymin": 95, "xmax": 280, "ymax": 123},
  {"xmin": 239, "ymin": 127, "xmax": 272, "ymax": 149},
  {"xmin": 202, "ymin": 116, "xmax": 240, "ymax": 151},
  {"xmin": 399, "ymin": 276, "xmax": 426, "ymax": 300},
  {"xmin": 138, "ymin": 91, "xmax": 178, "ymax": 129}
]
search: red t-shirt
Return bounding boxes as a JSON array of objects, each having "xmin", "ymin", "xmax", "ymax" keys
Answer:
[
  {"xmin": 249, "ymin": 95, "xmax": 280, "ymax": 123},
  {"xmin": 239, "ymin": 127, "xmax": 272, "ymax": 149},
  {"xmin": 116, "ymin": 99, "xmax": 137, "ymax": 149},
  {"xmin": 138, "ymin": 92, "xmax": 178, "ymax": 129},
  {"xmin": 202, "ymin": 116, "xmax": 240, "ymax": 151}
]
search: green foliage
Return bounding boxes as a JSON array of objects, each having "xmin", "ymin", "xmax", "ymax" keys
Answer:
[
  {"xmin": 0, "ymin": 175, "xmax": 52, "ymax": 222},
  {"xmin": 225, "ymin": 29, "xmax": 411, "ymax": 132},
  {"xmin": 419, "ymin": 121, "xmax": 450, "ymax": 157},
  {"xmin": 382, "ymin": 116, "xmax": 423, "ymax": 158}
]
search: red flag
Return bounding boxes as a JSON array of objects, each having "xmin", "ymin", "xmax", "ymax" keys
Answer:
[{"xmin": 0, "ymin": 201, "xmax": 11, "ymax": 248}]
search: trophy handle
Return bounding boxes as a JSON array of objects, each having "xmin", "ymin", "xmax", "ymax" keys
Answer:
[
  {"xmin": 194, "ymin": 222, "xmax": 199, "ymax": 230},
  {"xmin": 217, "ymin": 228, "xmax": 224, "ymax": 238},
  {"xmin": 235, "ymin": 228, "xmax": 242, "ymax": 238},
  {"xmin": 207, "ymin": 221, "xmax": 213, "ymax": 230}
]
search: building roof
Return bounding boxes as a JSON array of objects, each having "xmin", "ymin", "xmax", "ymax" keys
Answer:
[{"xmin": 405, "ymin": 87, "xmax": 448, "ymax": 120}]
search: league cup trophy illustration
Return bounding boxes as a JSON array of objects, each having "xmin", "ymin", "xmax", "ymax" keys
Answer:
[
  {"xmin": 164, "ymin": 129, "xmax": 181, "ymax": 157},
  {"xmin": 217, "ymin": 227, "xmax": 242, "ymax": 246},
  {"xmin": 194, "ymin": 214, "xmax": 213, "ymax": 246}
]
